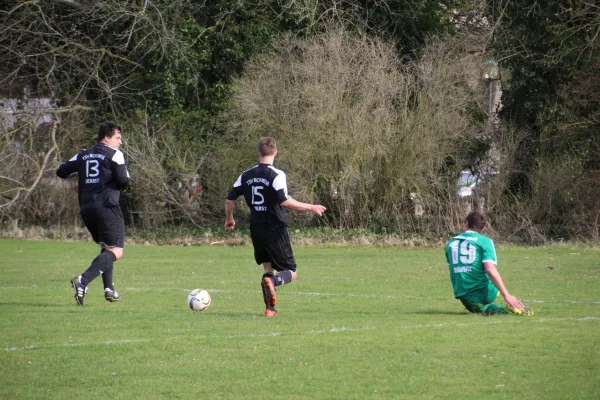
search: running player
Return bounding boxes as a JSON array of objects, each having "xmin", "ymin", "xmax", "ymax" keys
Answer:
[
  {"xmin": 444, "ymin": 211, "xmax": 533, "ymax": 316},
  {"xmin": 57, "ymin": 121, "xmax": 130, "ymax": 305},
  {"xmin": 225, "ymin": 137, "xmax": 326, "ymax": 317}
]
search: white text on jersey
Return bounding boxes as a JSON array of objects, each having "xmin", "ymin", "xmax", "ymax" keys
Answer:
[{"xmin": 246, "ymin": 177, "xmax": 270, "ymax": 186}]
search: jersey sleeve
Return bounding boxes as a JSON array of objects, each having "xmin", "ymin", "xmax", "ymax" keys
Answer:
[
  {"xmin": 444, "ymin": 241, "xmax": 452, "ymax": 265},
  {"xmin": 272, "ymin": 171, "xmax": 292, "ymax": 204},
  {"xmin": 226, "ymin": 174, "xmax": 244, "ymax": 200},
  {"xmin": 481, "ymin": 237, "xmax": 498, "ymax": 265},
  {"xmin": 110, "ymin": 149, "xmax": 130, "ymax": 188},
  {"xmin": 56, "ymin": 153, "xmax": 80, "ymax": 179}
]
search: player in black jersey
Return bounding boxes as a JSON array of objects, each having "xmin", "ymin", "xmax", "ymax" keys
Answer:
[
  {"xmin": 225, "ymin": 137, "xmax": 326, "ymax": 317},
  {"xmin": 57, "ymin": 122, "xmax": 130, "ymax": 305}
]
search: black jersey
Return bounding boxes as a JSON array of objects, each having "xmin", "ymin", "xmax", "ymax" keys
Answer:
[
  {"xmin": 227, "ymin": 163, "xmax": 292, "ymax": 227},
  {"xmin": 57, "ymin": 143, "xmax": 130, "ymax": 210}
]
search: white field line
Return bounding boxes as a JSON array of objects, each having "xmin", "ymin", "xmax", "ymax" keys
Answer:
[
  {"xmin": 1, "ymin": 285, "xmax": 600, "ymax": 304},
  {"xmin": 4, "ymin": 339, "xmax": 151, "ymax": 352},
  {"xmin": 3, "ymin": 317, "xmax": 598, "ymax": 352}
]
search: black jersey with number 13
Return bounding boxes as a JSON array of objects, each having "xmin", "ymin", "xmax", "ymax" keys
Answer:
[{"xmin": 57, "ymin": 144, "xmax": 130, "ymax": 210}]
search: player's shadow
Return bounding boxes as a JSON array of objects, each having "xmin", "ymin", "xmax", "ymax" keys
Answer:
[
  {"xmin": 405, "ymin": 309, "xmax": 470, "ymax": 315},
  {"xmin": 168, "ymin": 309, "xmax": 259, "ymax": 318},
  {"xmin": 350, "ymin": 308, "xmax": 469, "ymax": 316}
]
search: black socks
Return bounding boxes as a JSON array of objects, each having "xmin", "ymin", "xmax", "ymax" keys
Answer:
[
  {"xmin": 274, "ymin": 270, "xmax": 293, "ymax": 287},
  {"xmin": 262, "ymin": 273, "xmax": 274, "ymax": 282},
  {"xmin": 81, "ymin": 250, "xmax": 117, "ymax": 287},
  {"xmin": 100, "ymin": 248, "xmax": 115, "ymax": 291},
  {"xmin": 101, "ymin": 266, "xmax": 114, "ymax": 291}
]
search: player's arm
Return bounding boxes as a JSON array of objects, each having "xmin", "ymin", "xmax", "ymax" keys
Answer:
[
  {"xmin": 224, "ymin": 199, "xmax": 236, "ymax": 230},
  {"xmin": 111, "ymin": 150, "xmax": 130, "ymax": 188},
  {"xmin": 484, "ymin": 261, "xmax": 524, "ymax": 311},
  {"xmin": 281, "ymin": 198, "xmax": 326, "ymax": 216},
  {"xmin": 273, "ymin": 172, "xmax": 326, "ymax": 216},
  {"xmin": 224, "ymin": 175, "xmax": 243, "ymax": 230},
  {"xmin": 56, "ymin": 155, "xmax": 79, "ymax": 179}
]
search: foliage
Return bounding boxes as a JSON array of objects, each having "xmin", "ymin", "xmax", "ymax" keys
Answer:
[
  {"xmin": 1, "ymin": 0, "xmax": 599, "ymax": 240},
  {"xmin": 0, "ymin": 114, "xmax": 87, "ymax": 224},
  {"xmin": 490, "ymin": 0, "xmax": 598, "ymax": 128},
  {"xmin": 487, "ymin": 0, "xmax": 600, "ymax": 239},
  {"xmin": 318, "ymin": 0, "xmax": 463, "ymax": 54},
  {"xmin": 225, "ymin": 28, "xmax": 487, "ymax": 231},
  {"xmin": 0, "ymin": 0, "xmax": 290, "ymax": 123},
  {"xmin": 1, "ymin": 0, "xmax": 462, "ymax": 225}
]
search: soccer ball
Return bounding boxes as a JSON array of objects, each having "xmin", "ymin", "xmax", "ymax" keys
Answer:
[{"xmin": 187, "ymin": 288, "xmax": 211, "ymax": 311}]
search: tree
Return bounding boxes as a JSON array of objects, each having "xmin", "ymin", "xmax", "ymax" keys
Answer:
[{"xmin": 488, "ymin": 0, "xmax": 600, "ymax": 238}]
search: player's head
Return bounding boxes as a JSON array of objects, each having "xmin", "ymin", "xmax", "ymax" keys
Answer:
[
  {"xmin": 258, "ymin": 137, "xmax": 277, "ymax": 157},
  {"xmin": 98, "ymin": 121, "xmax": 122, "ymax": 148},
  {"xmin": 465, "ymin": 211, "xmax": 486, "ymax": 232}
]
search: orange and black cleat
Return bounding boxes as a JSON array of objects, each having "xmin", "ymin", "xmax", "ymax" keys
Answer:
[
  {"xmin": 261, "ymin": 277, "xmax": 277, "ymax": 307},
  {"xmin": 264, "ymin": 309, "xmax": 277, "ymax": 317}
]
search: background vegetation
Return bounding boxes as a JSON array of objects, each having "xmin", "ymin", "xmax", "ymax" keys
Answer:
[{"xmin": 1, "ymin": 0, "xmax": 598, "ymax": 243}]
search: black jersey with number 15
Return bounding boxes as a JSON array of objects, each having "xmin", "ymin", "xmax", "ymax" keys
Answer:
[
  {"xmin": 227, "ymin": 163, "xmax": 292, "ymax": 227},
  {"xmin": 57, "ymin": 144, "xmax": 130, "ymax": 210}
]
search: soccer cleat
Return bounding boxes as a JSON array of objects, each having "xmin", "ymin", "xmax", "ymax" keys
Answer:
[
  {"xmin": 261, "ymin": 277, "xmax": 277, "ymax": 307},
  {"xmin": 70, "ymin": 276, "xmax": 87, "ymax": 306},
  {"xmin": 264, "ymin": 309, "xmax": 277, "ymax": 317},
  {"xmin": 104, "ymin": 289, "xmax": 120, "ymax": 302},
  {"xmin": 520, "ymin": 306, "xmax": 534, "ymax": 316},
  {"xmin": 506, "ymin": 305, "xmax": 534, "ymax": 316}
]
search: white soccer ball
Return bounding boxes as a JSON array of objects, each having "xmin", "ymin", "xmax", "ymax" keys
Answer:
[{"xmin": 187, "ymin": 288, "xmax": 211, "ymax": 311}]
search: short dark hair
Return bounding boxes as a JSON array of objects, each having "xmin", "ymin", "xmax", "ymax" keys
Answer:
[
  {"xmin": 466, "ymin": 211, "xmax": 486, "ymax": 231},
  {"xmin": 97, "ymin": 121, "xmax": 121, "ymax": 143},
  {"xmin": 258, "ymin": 137, "xmax": 277, "ymax": 157}
]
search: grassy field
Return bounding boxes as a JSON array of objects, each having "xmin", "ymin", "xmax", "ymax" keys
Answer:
[{"xmin": 1, "ymin": 239, "xmax": 599, "ymax": 399}]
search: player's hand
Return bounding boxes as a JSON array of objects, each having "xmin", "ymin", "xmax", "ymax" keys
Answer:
[
  {"xmin": 503, "ymin": 294, "xmax": 524, "ymax": 311},
  {"xmin": 310, "ymin": 204, "xmax": 327, "ymax": 216},
  {"xmin": 224, "ymin": 219, "xmax": 236, "ymax": 231}
]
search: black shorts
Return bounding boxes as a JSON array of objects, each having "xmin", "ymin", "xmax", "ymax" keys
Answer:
[
  {"xmin": 81, "ymin": 206, "xmax": 125, "ymax": 248},
  {"xmin": 250, "ymin": 225, "xmax": 296, "ymax": 271}
]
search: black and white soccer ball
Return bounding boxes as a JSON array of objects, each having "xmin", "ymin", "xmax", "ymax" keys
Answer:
[{"xmin": 187, "ymin": 288, "xmax": 211, "ymax": 311}]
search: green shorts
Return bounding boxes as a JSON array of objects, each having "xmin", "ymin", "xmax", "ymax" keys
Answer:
[{"xmin": 458, "ymin": 281, "xmax": 501, "ymax": 314}]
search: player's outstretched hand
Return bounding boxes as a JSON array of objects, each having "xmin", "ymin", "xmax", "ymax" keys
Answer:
[
  {"xmin": 310, "ymin": 204, "xmax": 327, "ymax": 216},
  {"xmin": 224, "ymin": 219, "xmax": 236, "ymax": 231},
  {"xmin": 503, "ymin": 294, "xmax": 524, "ymax": 311}
]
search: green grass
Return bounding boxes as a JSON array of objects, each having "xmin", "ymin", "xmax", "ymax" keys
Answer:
[{"xmin": 1, "ymin": 239, "xmax": 599, "ymax": 399}]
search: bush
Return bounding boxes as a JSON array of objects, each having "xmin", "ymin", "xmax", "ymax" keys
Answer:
[{"xmin": 224, "ymin": 27, "xmax": 488, "ymax": 233}]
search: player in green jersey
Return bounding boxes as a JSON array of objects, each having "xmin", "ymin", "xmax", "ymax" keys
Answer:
[{"xmin": 444, "ymin": 211, "xmax": 533, "ymax": 316}]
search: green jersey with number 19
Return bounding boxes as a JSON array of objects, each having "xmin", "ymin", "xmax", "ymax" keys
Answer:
[{"xmin": 444, "ymin": 230, "xmax": 497, "ymax": 298}]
